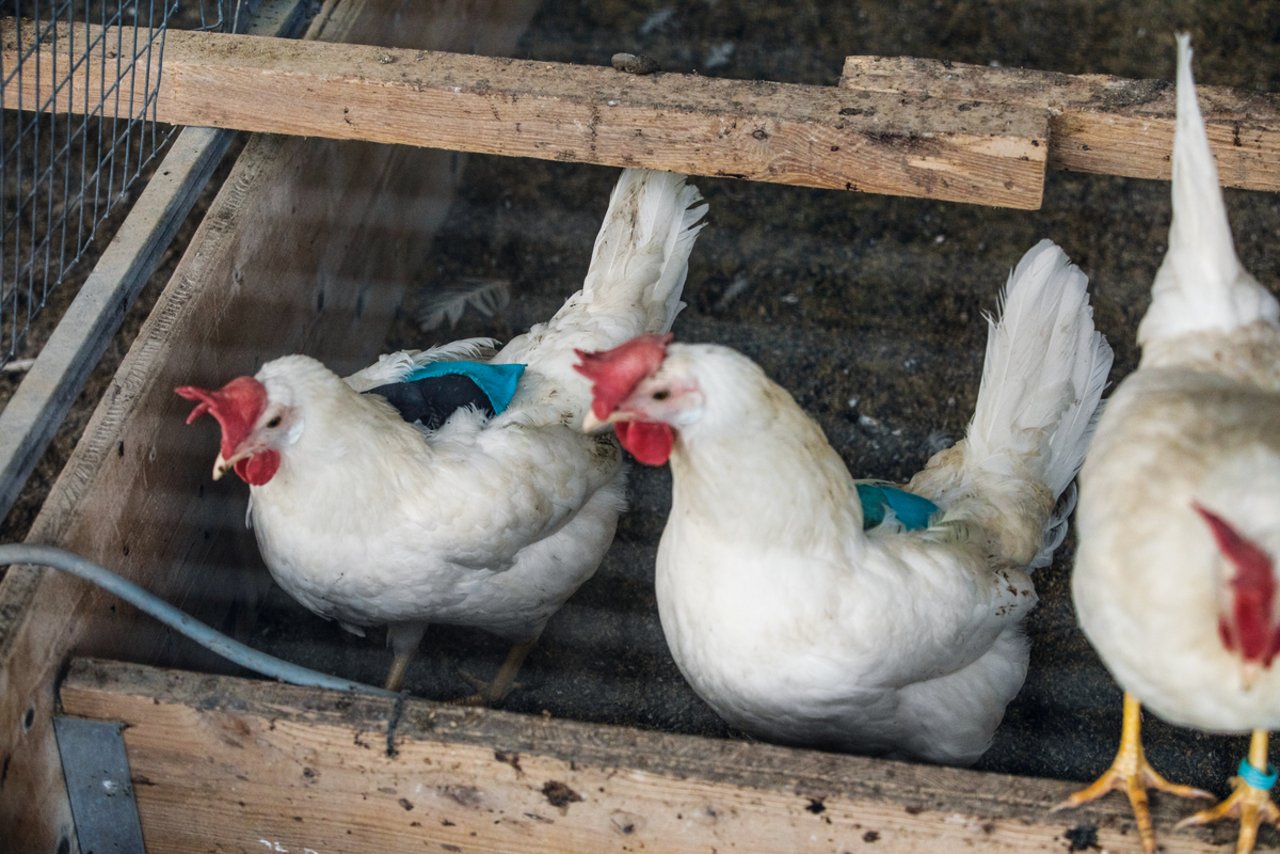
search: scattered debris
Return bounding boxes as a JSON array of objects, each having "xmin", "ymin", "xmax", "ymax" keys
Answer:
[
  {"xmin": 542, "ymin": 780, "xmax": 584, "ymax": 812},
  {"xmin": 610, "ymin": 810, "xmax": 646, "ymax": 834},
  {"xmin": 1063, "ymin": 823, "xmax": 1100, "ymax": 851},
  {"xmin": 494, "ymin": 749, "xmax": 523, "ymax": 776},
  {"xmin": 704, "ymin": 41, "xmax": 735, "ymax": 70},
  {"xmin": 611, "ymin": 52, "xmax": 660, "ymax": 75}
]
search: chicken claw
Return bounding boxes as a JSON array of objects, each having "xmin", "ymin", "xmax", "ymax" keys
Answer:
[
  {"xmin": 448, "ymin": 640, "xmax": 536, "ymax": 706},
  {"xmin": 1176, "ymin": 731, "xmax": 1279, "ymax": 854},
  {"xmin": 1053, "ymin": 693, "xmax": 1212, "ymax": 854}
]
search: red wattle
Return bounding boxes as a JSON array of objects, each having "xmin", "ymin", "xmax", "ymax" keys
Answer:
[
  {"xmin": 236, "ymin": 450, "xmax": 281, "ymax": 486},
  {"xmin": 616, "ymin": 421, "xmax": 674, "ymax": 466}
]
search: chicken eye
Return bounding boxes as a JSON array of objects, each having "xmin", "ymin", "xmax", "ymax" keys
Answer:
[
  {"xmin": 265, "ymin": 415, "xmax": 283, "ymax": 428},
  {"xmin": 652, "ymin": 389, "xmax": 670, "ymax": 401}
]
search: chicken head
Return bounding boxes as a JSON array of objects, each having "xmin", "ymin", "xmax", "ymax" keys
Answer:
[{"xmin": 177, "ymin": 376, "xmax": 290, "ymax": 485}]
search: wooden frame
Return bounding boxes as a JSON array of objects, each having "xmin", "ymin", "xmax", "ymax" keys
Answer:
[{"xmin": 60, "ymin": 658, "xmax": 1230, "ymax": 852}]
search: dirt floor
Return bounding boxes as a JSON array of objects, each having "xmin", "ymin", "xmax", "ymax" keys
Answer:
[{"xmin": 6, "ymin": 0, "xmax": 1280, "ymax": 842}]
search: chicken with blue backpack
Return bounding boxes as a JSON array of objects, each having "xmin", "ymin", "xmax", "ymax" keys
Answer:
[
  {"xmin": 177, "ymin": 168, "xmax": 707, "ymax": 701},
  {"xmin": 577, "ymin": 237, "xmax": 1112, "ymax": 765}
]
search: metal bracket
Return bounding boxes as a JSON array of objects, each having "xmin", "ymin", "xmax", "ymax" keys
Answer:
[{"xmin": 54, "ymin": 716, "xmax": 146, "ymax": 854}]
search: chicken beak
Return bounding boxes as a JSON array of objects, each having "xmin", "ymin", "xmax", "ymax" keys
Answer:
[
  {"xmin": 212, "ymin": 444, "xmax": 255, "ymax": 481},
  {"xmin": 582, "ymin": 409, "xmax": 623, "ymax": 433},
  {"xmin": 1242, "ymin": 662, "xmax": 1262, "ymax": 692}
]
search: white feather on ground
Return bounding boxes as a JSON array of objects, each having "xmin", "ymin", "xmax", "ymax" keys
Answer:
[{"xmin": 415, "ymin": 278, "xmax": 511, "ymax": 332}]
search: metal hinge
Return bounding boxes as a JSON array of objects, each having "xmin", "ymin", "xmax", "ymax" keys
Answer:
[{"xmin": 54, "ymin": 716, "xmax": 146, "ymax": 854}]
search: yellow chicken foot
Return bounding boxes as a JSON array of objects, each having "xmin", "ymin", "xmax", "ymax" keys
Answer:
[
  {"xmin": 1176, "ymin": 730, "xmax": 1280, "ymax": 854},
  {"xmin": 450, "ymin": 640, "xmax": 536, "ymax": 706},
  {"xmin": 1053, "ymin": 692, "xmax": 1213, "ymax": 853}
]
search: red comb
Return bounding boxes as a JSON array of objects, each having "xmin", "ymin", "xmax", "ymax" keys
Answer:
[
  {"xmin": 574, "ymin": 333, "xmax": 672, "ymax": 419},
  {"xmin": 175, "ymin": 376, "xmax": 268, "ymax": 459}
]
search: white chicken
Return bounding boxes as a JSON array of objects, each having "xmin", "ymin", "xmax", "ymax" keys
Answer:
[
  {"xmin": 576, "ymin": 239, "xmax": 1112, "ymax": 764},
  {"xmin": 1061, "ymin": 36, "xmax": 1280, "ymax": 854},
  {"xmin": 176, "ymin": 168, "xmax": 707, "ymax": 698}
]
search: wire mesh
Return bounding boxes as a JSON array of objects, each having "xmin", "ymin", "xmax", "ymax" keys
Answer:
[{"xmin": 0, "ymin": 1, "xmax": 234, "ymax": 368}]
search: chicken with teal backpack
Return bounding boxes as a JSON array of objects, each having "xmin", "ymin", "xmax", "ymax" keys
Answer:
[
  {"xmin": 1060, "ymin": 35, "xmax": 1280, "ymax": 854},
  {"xmin": 577, "ymin": 237, "xmax": 1112, "ymax": 765}
]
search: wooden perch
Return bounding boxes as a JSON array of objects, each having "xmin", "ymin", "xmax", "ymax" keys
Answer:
[
  {"xmin": 3, "ymin": 18, "xmax": 1047, "ymax": 208},
  {"xmin": 842, "ymin": 55, "xmax": 1280, "ymax": 190},
  {"xmin": 60, "ymin": 658, "xmax": 1231, "ymax": 853},
  {"xmin": 4, "ymin": 22, "xmax": 1279, "ymax": 209}
]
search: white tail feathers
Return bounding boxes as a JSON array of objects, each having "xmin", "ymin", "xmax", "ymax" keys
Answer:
[
  {"xmin": 488, "ymin": 169, "xmax": 706, "ymax": 419},
  {"xmin": 1137, "ymin": 34, "xmax": 1279, "ymax": 346},
  {"xmin": 581, "ymin": 169, "xmax": 708, "ymax": 334},
  {"xmin": 966, "ymin": 240, "xmax": 1114, "ymax": 506}
]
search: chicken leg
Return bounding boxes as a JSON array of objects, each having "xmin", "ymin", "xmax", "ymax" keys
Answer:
[
  {"xmin": 1176, "ymin": 730, "xmax": 1280, "ymax": 854},
  {"xmin": 452, "ymin": 640, "xmax": 536, "ymax": 706},
  {"xmin": 385, "ymin": 622, "xmax": 428, "ymax": 692},
  {"xmin": 1054, "ymin": 692, "xmax": 1213, "ymax": 853}
]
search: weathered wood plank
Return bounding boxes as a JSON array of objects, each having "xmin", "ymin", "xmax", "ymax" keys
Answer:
[
  {"xmin": 1, "ymin": 20, "xmax": 1049, "ymax": 208},
  {"xmin": 0, "ymin": 2, "xmax": 541, "ymax": 851},
  {"xmin": 57, "ymin": 658, "xmax": 1233, "ymax": 853},
  {"xmin": 841, "ymin": 55, "xmax": 1280, "ymax": 190},
  {"xmin": 13, "ymin": 27, "xmax": 1280, "ymax": 205}
]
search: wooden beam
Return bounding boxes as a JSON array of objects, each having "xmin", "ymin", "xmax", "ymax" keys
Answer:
[
  {"xmin": 2, "ymin": 19, "xmax": 1049, "ymax": 208},
  {"xmin": 58, "ymin": 658, "xmax": 1230, "ymax": 853},
  {"xmin": 841, "ymin": 55, "xmax": 1280, "ymax": 191},
  {"xmin": 0, "ymin": 2, "xmax": 542, "ymax": 850},
  {"xmin": 12, "ymin": 26, "xmax": 1280, "ymax": 206}
]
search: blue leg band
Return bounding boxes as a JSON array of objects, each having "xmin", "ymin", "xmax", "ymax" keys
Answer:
[{"xmin": 1238, "ymin": 758, "xmax": 1278, "ymax": 791}]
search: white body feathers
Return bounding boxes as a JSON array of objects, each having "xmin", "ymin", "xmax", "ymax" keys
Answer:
[
  {"xmin": 1072, "ymin": 37, "xmax": 1280, "ymax": 733},
  {"xmin": 654, "ymin": 240, "xmax": 1111, "ymax": 764},
  {"xmin": 248, "ymin": 169, "xmax": 706, "ymax": 646}
]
